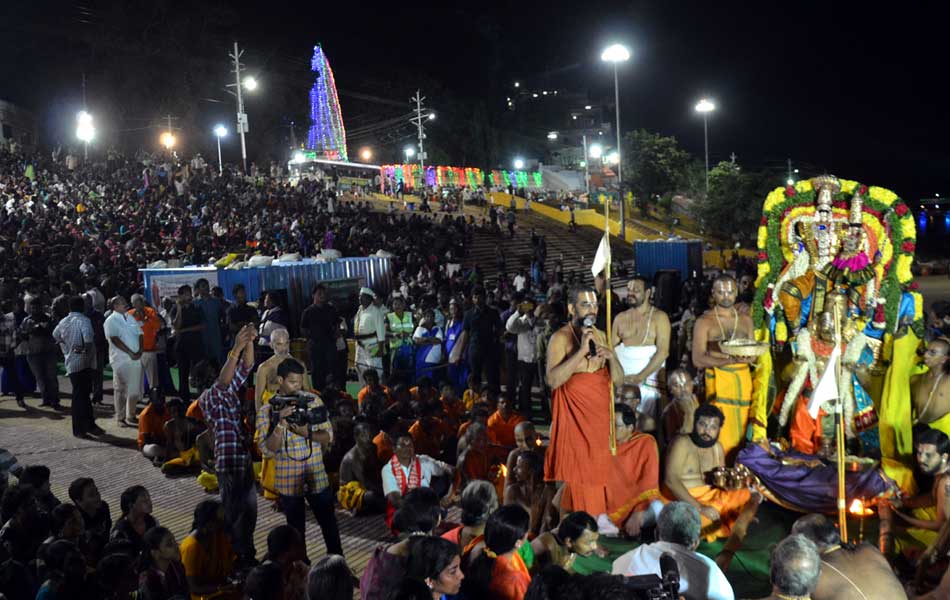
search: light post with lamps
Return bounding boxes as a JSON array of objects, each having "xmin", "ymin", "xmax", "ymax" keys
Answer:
[
  {"xmin": 228, "ymin": 42, "xmax": 259, "ymax": 172},
  {"xmin": 601, "ymin": 43, "xmax": 630, "ymax": 238},
  {"xmin": 694, "ymin": 98, "xmax": 715, "ymax": 196},
  {"xmin": 214, "ymin": 125, "xmax": 227, "ymax": 175},
  {"xmin": 76, "ymin": 111, "xmax": 94, "ymax": 160}
]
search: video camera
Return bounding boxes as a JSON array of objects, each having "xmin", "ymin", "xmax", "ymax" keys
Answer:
[
  {"xmin": 623, "ymin": 552, "xmax": 680, "ymax": 599},
  {"xmin": 269, "ymin": 393, "xmax": 329, "ymax": 428}
]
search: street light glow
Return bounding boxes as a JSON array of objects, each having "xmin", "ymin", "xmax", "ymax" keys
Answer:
[
  {"xmin": 76, "ymin": 111, "xmax": 95, "ymax": 143},
  {"xmin": 601, "ymin": 43, "xmax": 631, "ymax": 63},
  {"xmin": 360, "ymin": 147, "xmax": 372, "ymax": 161},
  {"xmin": 243, "ymin": 76, "xmax": 258, "ymax": 91},
  {"xmin": 293, "ymin": 151, "xmax": 305, "ymax": 164},
  {"xmin": 547, "ymin": 131, "xmax": 558, "ymax": 140},
  {"xmin": 428, "ymin": 113, "xmax": 436, "ymax": 121},
  {"xmin": 606, "ymin": 151, "xmax": 620, "ymax": 165},
  {"xmin": 787, "ymin": 178, "xmax": 795, "ymax": 186},
  {"xmin": 214, "ymin": 125, "xmax": 228, "ymax": 138},
  {"xmin": 514, "ymin": 82, "xmax": 520, "ymax": 88},
  {"xmin": 513, "ymin": 158, "xmax": 525, "ymax": 170},
  {"xmin": 585, "ymin": 105, "xmax": 592, "ymax": 110},
  {"xmin": 589, "ymin": 144, "xmax": 603, "ymax": 159},
  {"xmin": 404, "ymin": 146, "xmax": 415, "ymax": 158},
  {"xmin": 160, "ymin": 132, "xmax": 176, "ymax": 150},
  {"xmin": 695, "ymin": 98, "xmax": 716, "ymax": 113}
]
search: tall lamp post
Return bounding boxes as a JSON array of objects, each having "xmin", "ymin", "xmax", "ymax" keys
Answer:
[
  {"xmin": 76, "ymin": 111, "xmax": 94, "ymax": 160},
  {"xmin": 694, "ymin": 98, "xmax": 716, "ymax": 197},
  {"xmin": 214, "ymin": 125, "xmax": 227, "ymax": 175},
  {"xmin": 601, "ymin": 43, "xmax": 630, "ymax": 238},
  {"xmin": 228, "ymin": 42, "xmax": 258, "ymax": 173}
]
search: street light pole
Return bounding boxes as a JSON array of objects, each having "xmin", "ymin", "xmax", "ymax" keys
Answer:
[
  {"xmin": 231, "ymin": 41, "xmax": 248, "ymax": 172},
  {"xmin": 582, "ymin": 134, "xmax": 591, "ymax": 202},
  {"xmin": 612, "ymin": 64, "xmax": 624, "ymax": 238},
  {"xmin": 694, "ymin": 99, "xmax": 715, "ymax": 197}
]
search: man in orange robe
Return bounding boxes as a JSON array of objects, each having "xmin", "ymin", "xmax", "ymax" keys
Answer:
[
  {"xmin": 602, "ymin": 403, "xmax": 663, "ymax": 536},
  {"xmin": 543, "ymin": 286, "xmax": 623, "ymax": 515},
  {"xmin": 487, "ymin": 394, "xmax": 527, "ymax": 448}
]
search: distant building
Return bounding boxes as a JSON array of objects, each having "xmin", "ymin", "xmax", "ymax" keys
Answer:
[{"xmin": 0, "ymin": 99, "xmax": 37, "ymax": 147}]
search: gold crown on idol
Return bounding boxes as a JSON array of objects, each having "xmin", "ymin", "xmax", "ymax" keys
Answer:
[{"xmin": 811, "ymin": 175, "xmax": 841, "ymax": 210}]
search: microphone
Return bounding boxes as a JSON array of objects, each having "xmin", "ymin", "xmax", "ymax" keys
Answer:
[
  {"xmin": 582, "ymin": 315, "xmax": 597, "ymax": 357},
  {"xmin": 659, "ymin": 552, "xmax": 680, "ymax": 597}
]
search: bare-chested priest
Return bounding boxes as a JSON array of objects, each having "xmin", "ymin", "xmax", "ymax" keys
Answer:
[
  {"xmin": 691, "ymin": 274, "xmax": 757, "ymax": 463},
  {"xmin": 665, "ymin": 403, "xmax": 760, "ymax": 568},
  {"xmin": 255, "ymin": 327, "xmax": 311, "ymax": 410},
  {"xmin": 612, "ymin": 276, "xmax": 670, "ymax": 433},
  {"xmin": 913, "ymin": 337, "xmax": 950, "ymax": 437},
  {"xmin": 544, "ymin": 284, "xmax": 624, "ymax": 516}
]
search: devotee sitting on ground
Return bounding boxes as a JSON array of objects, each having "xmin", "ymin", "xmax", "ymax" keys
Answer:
[
  {"xmin": 463, "ymin": 504, "xmax": 532, "ymax": 600},
  {"xmin": 758, "ymin": 534, "xmax": 822, "ymax": 600},
  {"xmin": 261, "ymin": 525, "xmax": 309, "ymax": 600},
  {"xmin": 505, "ymin": 421, "xmax": 545, "ymax": 478},
  {"xmin": 661, "ymin": 368, "xmax": 700, "ymax": 443},
  {"xmin": 40, "ymin": 504, "xmax": 83, "ymax": 556},
  {"xmin": 18, "ymin": 465, "xmax": 60, "ymax": 514},
  {"xmin": 110, "ymin": 485, "xmax": 156, "ymax": 555},
  {"xmin": 504, "ymin": 449, "xmax": 554, "ymax": 536},
  {"xmin": 913, "ymin": 338, "xmax": 950, "ymax": 437},
  {"xmin": 457, "ymin": 405, "xmax": 491, "ymax": 452},
  {"xmin": 35, "ymin": 539, "xmax": 87, "ymax": 600},
  {"xmin": 531, "ymin": 511, "xmax": 602, "ymax": 573},
  {"xmin": 612, "ymin": 276, "xmax": 671, "ymax": 433},
  {"xmin": 338, "ymin": 420, "xmax": 386, "ymax": 516},
  {"xmin": 185, "ymin": 398, "xmax": 205, "ymax": 425},
  {"xmin": 160, "ymin": 398, "xmax": 204, "ymax": 476},
  {"xmin": 612, "ymin": 501, "xmax": 734, "ymax": 600},
  {"xmin": 600, "ymin": 403, "xmax": 663, "ymax": 538},
  {"xmin": 382, "ymin": 430, "xmax": 454, "ymax": 531},
  {"xmin": 306, "ymin": 554, "xmax": 356, "ymax": 600},
  {"xmin": 409, "ymin": 402, "xmax": 453, "ymax": 461},
  {"xmin": 244, "ymin": 563, "xmax": 283, "ymax": 600},
  {"xmin": 390, "ymin": 536, "xmax": 465, "ymax": 600},
  {"xmin": 488, "ymin": 394, "xmax": 527, "ymax": 449},
  {"xmin": 691, "ymin": 274, "xmax": 756, "ymax": 464},
  {"xmin": 791, "ymin": 513, "xmax": 906, "ymax": 600},
  {"xmin": 879, "ymin": 428, "xmax": 950, "ymax": 567},
  {"xmin": 440, "ymin": 383, "xmax": 465, "ymax": 427},
  {"xmin": 195, "ymin": 429, "xmax": 218, "ymax": 493},
  {"xmin": 0, "ymin": 484, "xmax": 45, "ymax": 565},
  {"xmin": 462, "ymin": 375, "xmax": 483, "ymax": 411},
  {"xmin": 253, "ymin": 327, "xmax": 310, "ymax": 411},
  {"xmin": 443, "ymin": 480, "xmax": 498, "ymax": 562},
  {"xmin": 68, "ymin": 477, "xmax": 111, "ymax": 564},
  {"xmin": 137, "ymin": 526, "xmax": 189, "ymax": 600},
  {"xmin": 357, "ymin": 368, "xmax": 391, "ymax": 409},
  {"xmin": 664, "ymin": 403, "xmax": 761, "ymax": 560},
  {"xmin": 179, "ymin": 499, "xmax": 237, "ymax": 599},
  {"xmin": 137, "ymin": 389, "xmax": 169, "ymax": 464},
  {"xmin": 544, "ymin": 284, "xmax": 623, "ymax": 517},
  {"xmin": 456, "ymin": 423, "xmax": 502, "ymax": 495},
  {"xmin": 360, "ymin": 487, "xmax": 442, "ymax": 600}
]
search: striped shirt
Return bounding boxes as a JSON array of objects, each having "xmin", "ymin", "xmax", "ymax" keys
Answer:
[
  {"xmin": 256, "ymin": 396, "xmax": 333, "ymax": 497},
  {"xmin": 199, "ymin": 361, "xmax": 252, "ymax": 476},
  {"xmin": 52, "ymin": 312, "xmax": 97, "ymax": 374}
]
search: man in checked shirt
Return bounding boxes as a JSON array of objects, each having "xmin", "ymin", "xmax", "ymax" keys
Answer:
[
  {"xmin": 256, "ymin": 359, "xmax": 343, "ymax": 559},
  {"xmin": 197, "ymin": 324, "xmax": 259, "ymax": 566}
]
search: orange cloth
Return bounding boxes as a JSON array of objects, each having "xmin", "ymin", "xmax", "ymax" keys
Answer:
[
  {"xmin": 605, "ymin": 433, "xmax": 662, "ymax": 525},
  {"xmin": 358, "ymin": 385, "xmax": 391, "ymax": 408},
  {"xmin": 186, "ymin": 400, "xmax": 204, "ymax": 424},
  {"xmin": 373, "ymin": 431, "xmax": 394, "ymax": 463},
  {"xmin": 410, "ymin": 385, "xmax": 438, "ymax": 405},
  {"xmin": 487, "ymin": 411, "xmax": 527, "ymax": 447},
  {"xmin": 458, "ymin": 420, "xmax": 473, "ymax": 439},
  {"xmin": 409, "ymin": 418, "xmax": 452, "ymax": 458},
  {"xmin": 441, "ymin": 396, "xmax": 466, "ymax": 425},
  {"xmin": 489, "ymin": 551, "xmax": 531, "ymax": 600},
  {"xmin": 791, "ymin": 391, "xmax": 827, "ymax": 455},
  {"xmin": 681, "ymin": 485, "xmax": 752, "ymax": 542},
  {"xmin": 544, "ymin": 369, "xmax": 614, "ymax": 515},
  {"xmin": 128, "ymin": 306, "xmax": 161, "ymax": 352},
  {"xmin": 180, "ymin": 530, "xmax": 236, "ymax": 600},
  {"xmin": 137, "ymin": 404, "xmax": 168, "ymax": 449}
]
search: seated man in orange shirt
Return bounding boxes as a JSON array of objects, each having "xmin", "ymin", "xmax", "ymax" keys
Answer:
[
  {"xmin": 186, "ymin": 398, "xmax": 204, "ymax": 424},
  {"xmin": 440, "ymin": 383, "xmax": 466, "ymax": 429},
  {"xmin": 409, "ymin": 403, "xmax": 453, "ymax": 461},
  {"xmin": 457, "ymin": 423, "xmax": 501, "ymax": 492},
  {"xmin": 138, "ymin": 388, "xmax": 169, "ymax": 464},
  {"xmin": 487, "ymin": 394, "xmax": 526, "ymax": 448},
  {"xmin": 410, "ymin": 376, "xmax": 440, "ymax": 409},
  {"xmin": 457, "ymin": 405, "xmax": 492, "ymax": 455},
  {"xmin": 357, "ymin": 368, "xmax": 391, "ymax": 409}
]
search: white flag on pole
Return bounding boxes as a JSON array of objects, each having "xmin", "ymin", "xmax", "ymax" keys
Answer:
[
  {"xmin": 808, "ymin": 344, "xmax": 840, "ymax": 418},
  {"xmin": 591, "ymin": 233, "xmax": 611, "ymax": 278}
]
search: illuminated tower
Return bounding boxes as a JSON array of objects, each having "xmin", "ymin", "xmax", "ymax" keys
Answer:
[{"xmin": 306, "ymin": 44, "xmax": 347, "ymax": 160}]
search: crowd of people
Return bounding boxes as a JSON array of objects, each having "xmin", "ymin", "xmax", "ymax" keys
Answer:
[{"xmin": 4, "ymin": 139, "xmax": 950, "ymax": 600}]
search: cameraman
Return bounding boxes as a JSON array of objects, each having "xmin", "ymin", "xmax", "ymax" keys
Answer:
[{"xmin": 256, "ymin": 359, "xmax": 343, "ymax": 558}]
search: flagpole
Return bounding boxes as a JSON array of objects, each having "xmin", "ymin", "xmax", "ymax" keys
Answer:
[
  {"xmin": 606, "ymin": 196, "xmax": 616, "ymax": 455},
  {"xmin": 833, "ymin": 298, "xmax": 849, "ymax": 540}
]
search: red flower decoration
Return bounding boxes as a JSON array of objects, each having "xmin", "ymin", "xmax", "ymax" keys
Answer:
[
  {"xmin": 895, "ymin": 203, "xmax": 908, "ymax": 216},
  {"xmin": 901, "ymin": 241, "xmax": 916, "ymax": 253},
  {"xmin": 785, "ymin": 185, "xmax": 796, "ymax": 197},
  {"xmin": 760, "ymin": 216, "xmax": 768, "ymax": 226},
  {"xmin": 858, "ymin": 185, "xmax": 868, "ymax": 195},
  {"xmin": 909, "ymin": 282, "xmax": 920, "ymax": 291},
  {"xmin": 758, "ymin": 251, "xmax": 768, "ymax": 261}
]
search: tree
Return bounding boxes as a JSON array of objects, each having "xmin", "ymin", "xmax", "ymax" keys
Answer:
[
  {"xmin": 694, "ymin": 160, "xmax": 774, "ymax": 243},
  {"xmin": 621, "ymin": 129, "xmax": 691, "ymax": 216}
]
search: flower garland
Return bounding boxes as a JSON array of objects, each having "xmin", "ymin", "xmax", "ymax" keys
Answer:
[{"xmin": 753, "ymin": 179, "xmax": 918, "ymax": 333}]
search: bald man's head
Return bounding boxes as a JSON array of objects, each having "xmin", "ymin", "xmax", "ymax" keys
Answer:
[{"xmin": 515, "ymin": 421, "xmax": 538, "ymax": 450}]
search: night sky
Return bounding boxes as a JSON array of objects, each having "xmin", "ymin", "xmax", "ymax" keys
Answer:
[{"xmin": 1, "ymin": 1, "xmax": 948, "ymax": 203}]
